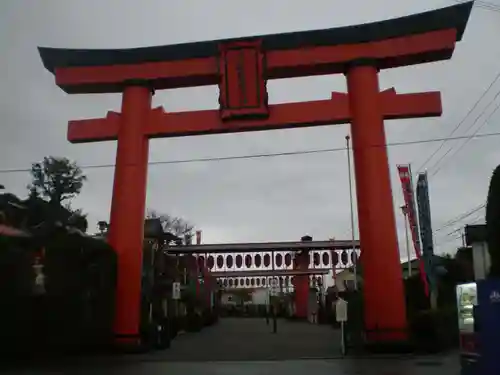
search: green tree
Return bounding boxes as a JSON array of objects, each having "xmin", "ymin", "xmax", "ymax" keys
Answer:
[
  {"xmin": 28, "ymin": 156, "xmax": 86, "ymax": 205},
  {"xmin": 63, "ymin": 202, "xmax": 88, "ymax": 233},
  {"xmin": 28, "ymin": 156, "xmax": 88, "ymax": 232}
]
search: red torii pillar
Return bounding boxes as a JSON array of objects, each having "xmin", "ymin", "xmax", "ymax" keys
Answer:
[
  {"xmin": 107, "ymin": 85, "xmax": 151, "ymax": 342},
  {"xmin": 292, "ymin": 252, "xmax": 311, "ymax": 319},
  {"xmin": 38, "ymin": 2, "xmax": 472, "ymax": 346}
]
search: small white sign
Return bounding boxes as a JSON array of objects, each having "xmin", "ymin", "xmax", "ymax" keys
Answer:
[
  {"xmin": 336, "ymin": 298, "xmax": 348, "ymax": 322},
  {"xmin": 172, "ymin": 282, "xmax": 181, "ymax": 300}
]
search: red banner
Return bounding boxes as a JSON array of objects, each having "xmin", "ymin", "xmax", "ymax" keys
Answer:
[{"xmin": 397, "ymin": 164, "xmax": 429, "ymax": 296}]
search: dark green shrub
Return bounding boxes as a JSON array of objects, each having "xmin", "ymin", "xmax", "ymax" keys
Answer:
[
  {"xmin": 410, "ymin": 308, "xmax": 458, "ymax": 353},
  {"xmin": 0, "ymin": 229, "xmax": 117, "ymax": 356},
  {"xmin": 486, "ymin": 165, "xmax": 500, "ymax": 277}
]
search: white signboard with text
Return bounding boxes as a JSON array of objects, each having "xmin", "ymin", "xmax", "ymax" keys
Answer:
[
  {"xmin": 336, "ymin": 298, "xmax": 348, "ymax": 322},
  {"xmin": 172, "ymin": 282, "xmax": 181, "ymax": 300}
]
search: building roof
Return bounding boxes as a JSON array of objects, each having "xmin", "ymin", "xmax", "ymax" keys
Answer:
[{"xmin": 166, "ymin": 239, "xmax": 359, "ymax": 254}]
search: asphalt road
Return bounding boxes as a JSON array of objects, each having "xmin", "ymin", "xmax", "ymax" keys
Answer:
[{"xmin": 5, "ymin": 318, "xmax": 461, "ymax": 374}]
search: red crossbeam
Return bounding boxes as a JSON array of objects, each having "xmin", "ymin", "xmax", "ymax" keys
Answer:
[{"xmin": 67, "ymin": 89, "xmax": 441, "ymax": 143}]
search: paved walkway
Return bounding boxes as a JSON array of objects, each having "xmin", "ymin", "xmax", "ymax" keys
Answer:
[
  {"xmin": 151, "ymin": 317, "xmax": 342, "ymax": 362},
  {"xmin": 7, "ymin": 318, "xmax": 461, "ymax": 374},
  {"xmin": 103, "ymin": 357, "xmax": 460, "ymax": 375}
]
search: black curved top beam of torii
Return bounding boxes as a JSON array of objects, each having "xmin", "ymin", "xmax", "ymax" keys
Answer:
[{"xmin": 38, "ymin": 2, "xmax": 473, "ymax": 94}]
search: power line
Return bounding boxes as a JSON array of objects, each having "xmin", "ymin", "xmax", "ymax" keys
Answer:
[
  {"xmin": 2, "ymin": 131, "xmax": 500, "ymax": 175},
  {"xmin": 436, "ymin": 204, "xmax": 485, "ymax": 232},
  {"xmin": 430, "ymin": 97, "xmax": 500, "ymax": 177},
  {"xmin": 451, "ymin": 0, "xmax": 500, "ymax": 13},
  {"xmin": 413, "ymin": 1, "xmax": 500, "ymax": 174},
  {"xmin": 442, "ymin": 213, "xmax": 483, "ymax": 237},
  {"xmin": 422, "ymin": 0, "xmax": 500, "ymax": 172},
  {"xmin": 434, "ymin": 203, "xmax": 485, "ymax": 233},
  {"xmin": 444, "ymin": 227, "xmax": 463, "ymax": 237},
  {"xmin": 435, "ymin": 233, "xmax": 463, "ymax": 249},
  {"xmin": 415, "ymin": 72, "xmax": 500, "ymax": 173}
]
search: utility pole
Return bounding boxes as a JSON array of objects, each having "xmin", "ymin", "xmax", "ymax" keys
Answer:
[
  {"xmin": 401, "ymin": 204, "xmax": 412, "ymax": 277},
  {"xmin": 271, "ymin": 251, "xmax": 277, "ymax": 333},
  {"xmin": 345, "ymin": 135, "xmax": 358, "ymax": 290}
]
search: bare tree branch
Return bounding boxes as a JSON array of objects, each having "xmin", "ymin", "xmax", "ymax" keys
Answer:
[{"xmin": 145, "ymin": 208, "xmax": 195, "ymax": 241}]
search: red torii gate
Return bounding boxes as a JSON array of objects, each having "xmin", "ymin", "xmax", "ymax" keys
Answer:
[
  {"xmin": 38, "ymin": 2, "xmax": 472, "ymax": 346},
  {"xmin": 169, "ymin": 239, "xmax": 358, "ymax": 317}
]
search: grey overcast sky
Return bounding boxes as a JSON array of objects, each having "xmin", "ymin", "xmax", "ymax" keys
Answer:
[{"xmin": 0, "ymin": 0, "xmax": 498, "ymax": 257}]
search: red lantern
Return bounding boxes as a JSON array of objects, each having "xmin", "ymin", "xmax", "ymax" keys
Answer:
[
  {"xmin": 245, "ymin": 254, "xmax": 252, "ymax": 268},
  {"xmin": 226, "ymin": 255, "xmax": 233, "ymax": 268},
  {"xmin": 236, "ymin": 254, "xmax": 243, "ymax": 268},
  {"xmin": 216, "ymin": 255, "xmax": 224, "ymax": 268},
  {"xmin": 275, "ymin": 253, "xmax": 283, "ymax": 267},
  {"xmin": 284, "ymin": 253, "xmax": 292, "ymax": 267},
  {"xmin": 313, "ymin": 252, "xmax": 320, "ymax": 266},
  {"xmin": 207, "ymin": 255, "xmax": 215, "ymax": 269},
  {"xmin": 254, "ymin": 254, "xmax": 262, "ymax": 267},
  {"xmin": 263, "ymin": 253, "xmax": 271, "ymax": 267},
  {"xmin": 322, "ymin": 252, "xmax": 329, "ymax": 266},
  {"xmin": 340, "ymin": 250, "xmax": 349, "ymax": 267}
]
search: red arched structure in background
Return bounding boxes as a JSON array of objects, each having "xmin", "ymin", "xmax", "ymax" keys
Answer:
[{"xmin": 38, "ymin": 2, "xmax": 472, "ymax": 346}]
